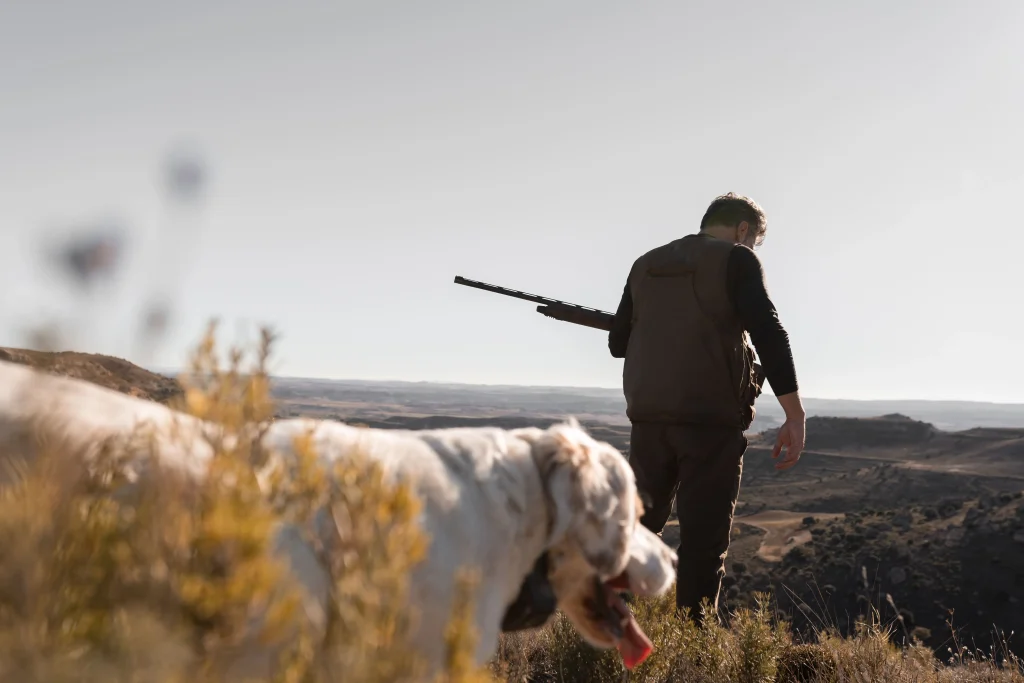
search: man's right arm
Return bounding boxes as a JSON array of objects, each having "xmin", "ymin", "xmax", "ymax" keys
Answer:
[
  {"xmin": 727, "ymin": 246, "xmax": 805, "ymax": 469},
  {"xmin": 727, "ymin": 246, "xmax": 798, "ymax": 398},
  {"xmin": 608, "ymin": 280, "xmax": 633, "ymax": 359}
]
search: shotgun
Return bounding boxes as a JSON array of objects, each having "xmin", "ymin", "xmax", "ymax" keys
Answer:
[
  {"xmin": 453, "ymin": 275, "xmax": 615, "ymax": 332},
  {"xmin": 453, "ymin": 275, "xmax": 766, "ymax": 397}
]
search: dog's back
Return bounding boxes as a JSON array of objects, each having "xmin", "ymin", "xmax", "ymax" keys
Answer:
[{"xmin": 261, "ymin": 419, "xmax": 554, "ymax": 669}]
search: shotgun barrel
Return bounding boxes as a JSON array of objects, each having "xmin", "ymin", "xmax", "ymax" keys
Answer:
[{"xmin": 453, "ymin": 275, "xmax": 615, "ymax": 332}]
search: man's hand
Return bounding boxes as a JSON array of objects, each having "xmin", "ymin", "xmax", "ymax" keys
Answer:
[
  {"xmin": 771, "ymin": 418, "xmax": 805, "ymax": 470},
  {"xmin": 772, "ymin": 391, "xmax": 806, "ymax": 471}
]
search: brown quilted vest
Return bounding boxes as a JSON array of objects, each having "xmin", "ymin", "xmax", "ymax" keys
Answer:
[{"xmin": 622, "ymin": 233, "xmax": 762, "ymax": 429}]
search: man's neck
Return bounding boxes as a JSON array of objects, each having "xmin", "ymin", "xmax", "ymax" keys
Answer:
[{"xmin": 699, "ymin": 226, "xmax": 738, "ymax": 243}]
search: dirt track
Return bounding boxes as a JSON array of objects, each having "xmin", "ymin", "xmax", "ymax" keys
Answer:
[{"xmin": 735, "ymin": 510, "xmax": 844, "ymax": 563}]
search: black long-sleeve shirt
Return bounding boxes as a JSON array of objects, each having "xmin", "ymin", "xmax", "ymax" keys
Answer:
[{"xmin": 607, "ymin": 245, "xmax": 798, "ymax": 396}]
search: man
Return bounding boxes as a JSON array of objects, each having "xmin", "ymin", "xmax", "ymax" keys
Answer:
[{"xmin": 607, "ymin": 192, "xmax": 805, "ymax": 624}]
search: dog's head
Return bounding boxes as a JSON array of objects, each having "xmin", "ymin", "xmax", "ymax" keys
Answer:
[{"xmin": 512, "ymin": 419, "xmax": 677, "ymax": 669}]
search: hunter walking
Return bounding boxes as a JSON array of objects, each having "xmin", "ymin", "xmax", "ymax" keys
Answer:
[{"xmin": 608, "ymin": 192, "xmax": 806, "ymax": 624}]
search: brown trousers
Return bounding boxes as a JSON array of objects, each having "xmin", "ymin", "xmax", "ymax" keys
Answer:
[{"xmin": 627, "ymin": 423, "xmax": 747, "ymax": 623}]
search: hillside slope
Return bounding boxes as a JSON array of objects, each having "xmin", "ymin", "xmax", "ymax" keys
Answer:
[
  {"xmin": 0, "ymin": 347, "xmax": 183, "ymax": 404},
  {"xmin": 655, "ymin": 414, "xmax": 1024, "ymax": 658},
  {"xmin": 722, "ymin": 493, "xmax": 1024, "ymax": 657}
]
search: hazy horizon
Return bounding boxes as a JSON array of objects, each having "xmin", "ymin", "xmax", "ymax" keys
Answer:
[
  {"xmin": 2, "ymin": 1, "xmax": 1022, "ymax": 403},
  {"xmin": 156, "ymin": 364, "xmax": 1024, "ymax": 408},
  {"xmin": 260, "ymin": 374, "xmax": 1024, "ymax": 433}
]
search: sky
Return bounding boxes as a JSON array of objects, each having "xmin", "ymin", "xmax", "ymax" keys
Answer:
[{"xmin": 1, "ymin": 0, "xmax": 1022, "ymax": 402}]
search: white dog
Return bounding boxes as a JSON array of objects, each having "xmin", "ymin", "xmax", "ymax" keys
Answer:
[{"xmin": 0, "ymin": 360, "xmax": 677, "ymax": 679}]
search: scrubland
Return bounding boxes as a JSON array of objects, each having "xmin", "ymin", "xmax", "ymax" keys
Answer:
[{"xmin": 0, "ymin": 327, "xmax": 1020, "ymax": 682}]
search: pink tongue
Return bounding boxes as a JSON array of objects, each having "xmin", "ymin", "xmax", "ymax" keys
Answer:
[
  {"xmin": 606, "ymin": 570, "xmax": 631, "ymax": 591},
  {"xmin": 616, "ymin": 615, "xmax": 653, "ymax": 670}
]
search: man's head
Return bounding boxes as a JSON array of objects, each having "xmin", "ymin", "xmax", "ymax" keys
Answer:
[{"xmin": 698, "ymin": 192, "xmax": 767, "ymax": 249}]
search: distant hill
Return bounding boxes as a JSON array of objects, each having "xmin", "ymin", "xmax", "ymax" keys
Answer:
[
  {"xmin": 754, "ymin": 413, "xmax": 940, "ymax": 450},
  {"xmin": 748, "ymin": 413, "xmax": 1024, "ymax": 483},
  {"xmin": 751, "ymin": 396, "xmax": 1024, "ymax": 433},
  {"xmin": 0, "ymin": 347, "xmax": 184, "ymax": 404},
  {"xmin": 268, "ymin": 376, "xmax": 1024, "ymax": 433}
]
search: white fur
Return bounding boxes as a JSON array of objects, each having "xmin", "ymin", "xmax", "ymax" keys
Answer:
[{"xmin": 0, "ymin": 360, "xmax": 677, "ymax": 680}]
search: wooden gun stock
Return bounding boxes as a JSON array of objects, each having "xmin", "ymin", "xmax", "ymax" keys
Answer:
[{"xmin": 535, "ymin": 304, "xmax": 614, "ymax": 331}]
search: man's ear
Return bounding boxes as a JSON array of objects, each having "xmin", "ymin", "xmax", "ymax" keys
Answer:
[{"xmin": 736, "ymin": 220, "xmax": 749, "ymax": 243}]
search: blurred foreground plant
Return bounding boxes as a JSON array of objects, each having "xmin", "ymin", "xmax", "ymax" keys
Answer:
[{"xmin": 0, "ymin": 321, "xmax": 494, "ymax": 683}]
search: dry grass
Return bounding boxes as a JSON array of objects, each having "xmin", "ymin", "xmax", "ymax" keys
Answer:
[
  {"xmin": 0, "ymin": 323, "xmax": 1021, "ymax": 682},
  {"xmin": 492, "ymin": 592, "xmax": 1024, "ymax": 683}
]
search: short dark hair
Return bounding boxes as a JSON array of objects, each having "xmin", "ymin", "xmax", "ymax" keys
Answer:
[{"xmin": 699, "ymin": 192, "xmax": 767, "ymax": 247}]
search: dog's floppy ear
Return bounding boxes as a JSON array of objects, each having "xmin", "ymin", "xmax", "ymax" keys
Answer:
[
  {"xmin": 516, "ymin": 423, "xmax": 582, "ymax": 547},
  {"xmin": 528, "ymin": 420, "xmax": 632, "ymax": 578}
]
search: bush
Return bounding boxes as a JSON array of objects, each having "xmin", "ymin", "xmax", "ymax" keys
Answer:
[{"xmin": 0, "ymin": 324, "xmax": 491, "ymax": 683}]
